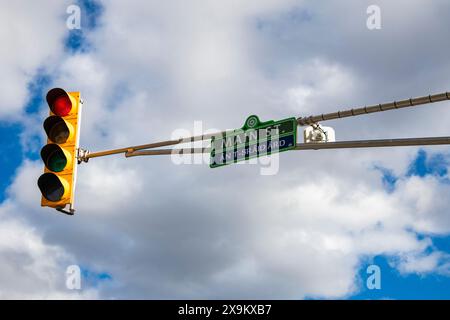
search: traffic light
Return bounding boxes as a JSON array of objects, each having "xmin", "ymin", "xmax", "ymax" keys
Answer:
[{"xmin": 37, "ymin": 88, "xmax": 82, "ymax": 215}]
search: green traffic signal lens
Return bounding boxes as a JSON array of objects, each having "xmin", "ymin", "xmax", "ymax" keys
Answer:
[
  {"xmin": 40, "ymin": 144, "xmax": 68, "ymax": 172},
  {"xmin": 37, "ymin": 173, "xmax": 65, "ymax": 202},
  {"xmin": 47, "ymin": 150, "xmax": 67, "ymax": 172}
]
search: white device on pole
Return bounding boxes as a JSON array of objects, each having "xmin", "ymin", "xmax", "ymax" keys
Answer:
[{"xmin": 303, "ymin": 125, "xmax": 335, "ymax": 143}]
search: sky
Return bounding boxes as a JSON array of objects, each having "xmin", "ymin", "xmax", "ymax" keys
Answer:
[{"xmin": 1, "ymin": 0, "xmax": 450, "ymax": 299}]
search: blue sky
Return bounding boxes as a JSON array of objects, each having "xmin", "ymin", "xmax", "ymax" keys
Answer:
[
  {"xmin": 352, "ymin": 253, "xmax": 450, "ymax": 300},
  {"xmin": 0, "ymin": 122, "xmax": 22, "ymax": 202},
  {"xmin": 348, "ymin": 151, "xmax": 450, "ymax": 299},
  {"xmin": 1, "ymin": 0, "xmax": 450, "ymax": 299}
]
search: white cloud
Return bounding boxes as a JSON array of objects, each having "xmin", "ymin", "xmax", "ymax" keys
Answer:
[
  {"xmin": 394, "ymin": 251, "xmax": 449, "ymax": 275},
  {"xmin": 0, "ymin": 202, "xmax": 99, "ymax": 299},
  {"xmin": 286, "ymin": 59, "xmax": 358, "ymax": 115},
  {"xmin": 0, "ymin": 0, "xmax": 72, "ymax": 119},
  {"xmin": 392, "ymin": 175, "xmax": 450, "ymax": 234}
]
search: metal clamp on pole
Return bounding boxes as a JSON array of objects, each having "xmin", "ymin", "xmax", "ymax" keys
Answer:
[{"xmin": 77, "ymin": 148, "xmax": 90, "ymax": 164}]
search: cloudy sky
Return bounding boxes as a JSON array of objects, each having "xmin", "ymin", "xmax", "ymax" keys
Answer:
[{"xmin": 1, "ymin": 0, "xmax": 450, "ymax": 299}]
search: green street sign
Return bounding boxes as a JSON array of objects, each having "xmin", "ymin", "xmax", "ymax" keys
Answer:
[{"xmin": 210, "ymin": 115, "xmax": 297, "ymax": 168}]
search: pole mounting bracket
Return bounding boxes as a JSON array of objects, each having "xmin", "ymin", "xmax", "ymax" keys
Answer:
[
  {"xmin": 77, "ymin": 148, "xmax": 90, "ymax": 164},
  {"xmin": 56, "ymin": 207, "xmax": 75, "ymax": 215}
]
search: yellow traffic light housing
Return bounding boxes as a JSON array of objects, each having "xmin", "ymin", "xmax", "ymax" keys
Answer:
[{"xmin": 38, "ymin": 88, "xmax": 82, "ymax": 215}]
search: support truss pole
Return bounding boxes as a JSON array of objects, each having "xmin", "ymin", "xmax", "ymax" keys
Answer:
[
  {"xmin": 297, "ymin": 92, "xmax": 450, "ymax": 126},
  {"xmin": 85, "ymin": 132, "xmax": 225, "ymax": 160}
]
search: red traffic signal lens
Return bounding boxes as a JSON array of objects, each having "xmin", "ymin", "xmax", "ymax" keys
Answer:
[
  {"xmin": 46, "ymin": 88, "xmax": 73, "ymax": 117},
  {"xmin": 41, "ymin": 144, "xmax": 68, "ymax": 172},
  {"xmin": 38, "ymin": 173, "xmax": 65, "ymax": 202},
  {"xmin": 52, "ymin": 95, "xmax": 72, "ymax": 116}
]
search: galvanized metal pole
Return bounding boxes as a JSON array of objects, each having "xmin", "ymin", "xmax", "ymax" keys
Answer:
[
  {"xmin": 124, "ymin": 136, "xmax": 450, "ymax": 157},
  {"xmin": 297, "ymin": 92, "xmax": 450, "ymax": 126},
  {"xmin": 84, "ymin": 131, "xmax": 225, "ymax": 160}
]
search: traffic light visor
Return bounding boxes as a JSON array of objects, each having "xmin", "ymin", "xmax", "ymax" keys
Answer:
[
  {"xmin": 40, "ymin": 144, "xmax": 72, "ymax": 172},
  {"xmin": 43, "ymin": 116, "xmax": 74, "ymax": 144},
  {"xmin": 38, "ymin": 173, "xmax": 69, "ymax": 202},
  {"xmin": 46, "ymin": 88, "xmax": 75, "ymax": 117}
]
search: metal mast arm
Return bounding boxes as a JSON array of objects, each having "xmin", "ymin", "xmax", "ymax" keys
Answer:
[
  {"xmin": 83, "ymin": 131, "xmax": 226, "ymax": 160},
  {"xmin": 80, "ymin": 91, "xmax": 450, "ymax": 161},
  {"xmin": 125, "ymin": 136, "xmax": 450, "ymax": 157}
]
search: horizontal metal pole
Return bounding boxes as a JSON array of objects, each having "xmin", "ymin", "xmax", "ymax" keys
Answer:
[
  {"xmin": 86, "ymin": 91, "xmax": 450, "ymax": 160},
  {"xmin": 294, "ymin": 136, "xmax": 450, "ymax": 150},
  {"xmin": 125, "ymin": 136, "xmax": 450, "ymax": 157},
  {"xmin": 126, "ymin": 148, "xmax": 209, "ymax": 157},
  {"xmin": 297, "ymin": 92, "xmax": 450, "ymax": 126},
  {"xmin": 86, "ymin": 132, "xmax": 225, "ymax": 159}
]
